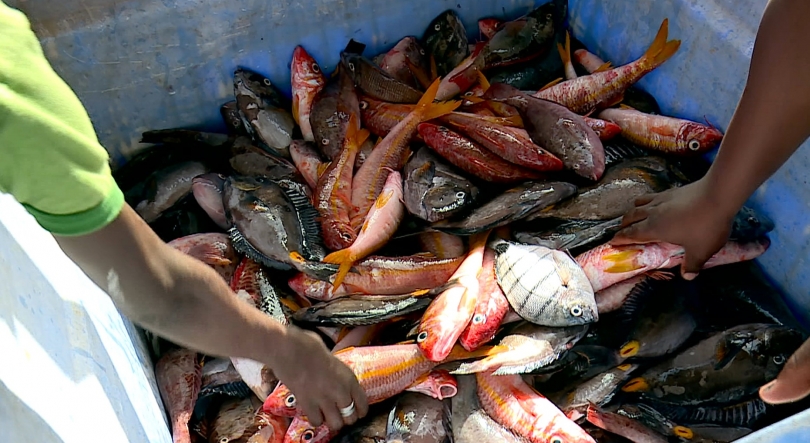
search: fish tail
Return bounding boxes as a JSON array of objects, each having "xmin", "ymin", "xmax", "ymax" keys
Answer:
[
  {"xmin": 603, "ymin": 249, "xmax": 643, "ymax": 273},
  {"xmin": 345, "ymin": 113, "xmax": 371, "ymax": 150},
  {"xmin": 593, "ymin": 61, "xmax": 613, "ymax": 72},
  {"xmin": 585, "ymin": 402, "xmax": 607, "ymax": 427},
  {"xmin": 642, "ymin": 18, "xmax": 681, "ymax": 68},
  {"xmin": 557, "ymin": 31, "xmax": 574, "ymax": 78},
  {"xmin": 321, "ymin": 249, "xmax": 355, "ymax": 288},
  {"xmin": 444, "ymin": 344, "xmax": 508, "ymax": 364},
  {"xmin": 418, "ymin": 78, "xmax": 462, "ymax": 121},
  {"xmin": 476, "ymin": 71, "xmax": 491, "ymax": 92},
  {"xmin": 539, "ymin": 77, "xmax": 563, "ymax": 92}
]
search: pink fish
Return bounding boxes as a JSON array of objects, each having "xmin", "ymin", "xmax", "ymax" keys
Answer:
[
  {"xmin": 291, "ymin": 46, "xmax": 327, "ymax": 142},
  {"xmin": 155, "ymin": 348, "xmax": 202, "ymax": 443}
]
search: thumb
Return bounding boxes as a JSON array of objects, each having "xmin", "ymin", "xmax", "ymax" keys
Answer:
[
  {"xmin": 680, "ymin": 247, "xmax": 716, "ymax": 281},
  {"xmin": 760, "ymin": 338, "xmax": 810, "ymax": 404}
]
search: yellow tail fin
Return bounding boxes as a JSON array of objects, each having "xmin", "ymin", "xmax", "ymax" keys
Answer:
[
  {"xmin": 316, "ymin": 161, "xmax": 331, "ymax": 179},
  {"xmin": 593, "ymin": 61, "xmax": 613, "ymax": 73},
  {"xmin": 344, "ymin": 114, "xmax": 370, "ymax": 150},
  {"xmin": 443, "ymin": 344, "xmax": 508, "ymax": 363},
  {"xmin": 476, "ymin": 71, "xmax": 491, "ymax": 92},
  {"xmin": 429, "ymin": 55, "xmax": 439, "ymax": 81},
  {"xmin": 418, "ymin": 78, "xmax": 462, "ymax": 121},
  {"xmin": 539, "ymin": 77, "xmax": 564, "ymax": 91},
  {"xmin": 475, "ymin": 114, "xmax": 524, "ymax": 128},
  {"xmin": 322, "ymin": 249, "xmax": 356, "ymax": 288},
  {"xmin": 642, "ymin": 18, "xmax": 681, "ymax": 67},
  {"xmin": 603, "ymin": 249, "xmax": 643, "ymax": 273},
  {"xmin": 557, "ymin": 31, "xmax": 575, "ymax": 79}
]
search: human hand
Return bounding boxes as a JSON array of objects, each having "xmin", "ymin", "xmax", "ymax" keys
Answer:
[
  {"xmin": 610, "ymin": 179, "xmax": 737, "ymax": 280},
  {"xmin": 760, "ymin": 337, "xmax": 810, "ymax": 404},
  {"xmin": 270, "ymin": 325, "xmax": 368, "ymax": 430}
]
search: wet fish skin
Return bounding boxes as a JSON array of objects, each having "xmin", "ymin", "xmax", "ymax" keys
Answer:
[
  {"xmin": 555, "ymin": 364, "xmax": 639, "ymax": 415},
  {"xmin": 434, "ymin": 182, "xmax": 578, "ymax": 236},
  {"xmin": 341, "ymin": 52, "xmax": 424, "ymax": 104},
  {"xmin": 537, "ymin": 345, "xmax": 624, "ymax": 389},
  {"xmin": 234, "ymin": 68, "xmax": 294, "ymax": 158},
  {"xmin": 403, "ymin": 148, "xmax": 479, "ymax": 223},
  {"xmin": 332, "ymin": 407, "xmax": 389, "ymax": 443},
  {"xmin": 594, "ymin": 274, "xmax": 650, "ymax": 315},
  {"xmin": 586, "ymin": 403, "xmax": 668, "ymax": 443},
  {"xmin": 514, "ymin": 217, "xmax": 623, "ymax": 253},
  {"xmin": 209, "ymin": 396, "xmax": 264, "ymax": 443},
  {"xmin": 229, "ymin": 137, "xmax": 299, "ymax": 180},
  {"xmin": 155, "ymin": 348, "xmax": 202, "ymax": 443},
  {"xmin": 476, "ymin": 372, "xmax": 595, "ymax": 443},
  {"xmin": 247, "ymin": 413, "xmax": 290, "ymax": 443},
  {"xmin": 418, "ymin": 231, "xmax": 466, "ymax": 259},
  {"xmin": 380, "ymin": 36, "xmax": 432, "ymax": 90},
  {"xmin": 221, "ymin": 101, "xmax": 249, "ymax": 135},
  {"xmin": 452, "ymin": 375, "xmax": 527, "ymax": 443},
  {"xmin": 135, "ymin": 161, "xmax": 210, "ymax": 223},
  {"xmin": 459, "ymin": 247, "xmax": 510, "ymax": 351},
  {"xmin": 284, "ymin": 415, "xmax": 335, "ymax": 443},
  {"xmin": 310, "ymin": 69, "xmax": 361, "ymax": 161},
  {"xmin": 385, "ymin": 393, "xmax": 450, "ymax": 443},
  {"xmin": 418, "ymin": 122, "xmax": 545, "ymax": 184},
  {"xmin": 167, "ymin": 232, "xmax": 238, "ymax": 283},
  {"xmin": 483, "ymin": 83, "xmax": 605, "ymax": 180},
  {"xmin": 422, "ymin": 9, "xmax": 469, "ymax": 78},
  {"xmin": 291, "ymin": 293, "xmax": 433, "ymax": 326},
  {"xmin": 358, "ymin": 96, "xmax": 418, "ymax": 141},
  {"xmin": 192, "ymin": 173, "xmax": 230, "ymax": 230},
  {"xmin": 289, "ymin": 140, "xmax": 325, "ymax": 192},
  {"xmin": 478, "ymin": 18, "xmax": 503, "ymax": 40},
  {"xmin": 491, "ymin": 239, "xmax": 598, "ymax": 327},
  {"xmin": 287, "ymin": 254, "xmax": 463, "ymax": 301},
  {"xmin": 291, "ymin": 45, "xmax": 327, "ymax": 142},
  {"xmin": 622, "ymin": 323, "xmax": 803, "ymax": 406},
  {"xmin": 618, "ymin": 290, "xmax": 696, "ymax": 359},
  {"xmin": 598, "ymin": 107, "xmax": 723, "ymax": 155},
  {"xmin": 406, "ymin": 369, "xmax": 458, "ymax": 400},
  {"xmin": 480, "ymin": 3, "xmax": 556, "ymax": 69},
  {"xmin": 647, "ymin": 397, "xmax": 769, "ymax": 428}
]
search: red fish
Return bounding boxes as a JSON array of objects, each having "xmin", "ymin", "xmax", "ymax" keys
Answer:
[
  {"xmin": 417, "ymin": 231, "xmax": 490, "ymax": 362},
  {"xmin": 598, "ymin": 107, "xmax": 723, "ymax": 154},
  {"xmin": 155, "ymin": 348, "xmax": 202, "ymax": 443},
  {"xmin": 283, "ymin": 415, "xmax": 335, "ymax": 443},
  {"xmin": 289, "ymin": 140, "xmax": 325, "ymax": 192},
  {"xmin": 288, "ymin": 254, "xmax": 464, "ymax": 301},
  {"xmin": 247, "ymin": 413, "xmax": 290, "ymax": 443},
  {"xmin": 418, "ymin": 231, "xmax": 466, "ymax": 259},
  {"xmin": 418, "ymin": 122, "xmax": 545, "ymax": 183},
  {"xmin": 315, "ymin": 114, "xmax": 371, "ymax": 251},
  {"xmin": 583, "ymin": 116, "xmax": 622, "ymax": 141},
  {"xmin": 534, "ymin": 19, "xmax": 680, "ymax": 114},
  {"xmin": 324, "ymin": 170, "xmax": 405, "ymax": 287},
  {"xmin": 476, "ymin": 372, "xmax": 595, "ymax": 443},
  {"xmin": 406, "ymin": 369, "xmax": 459, "ymax": 400},
  {"xmin": 459, "ymin": 247, "xmax": 510, "ymax": 351},
  {"xmin": 168, "ymin": 233, "xmax": 239, "ymax": 282},
  {"xmin": 379, "ymin": 36, "xmax": 432, "ymax": 90},
  {"xmin": 291, "ymin": 46, "xmax": 327, "ymax": 142},
  {"xmin": 351, "ymin": 79, "xmax": 460, "ymax": 230},
  {"xmin": 586, "ymin": 403, "xmax": 667, "ymax": 443},
  {"xmin": 478, "ymin": 18, "xmax": 503, "ymax": 40}
]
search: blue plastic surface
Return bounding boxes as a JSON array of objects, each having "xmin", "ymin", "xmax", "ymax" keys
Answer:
[{"xmin": 4, "ymin": 0, "xmax": 810, "ymax": 442}]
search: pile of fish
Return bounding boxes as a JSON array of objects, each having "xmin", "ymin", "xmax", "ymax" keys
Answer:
[{"xmin": 115, "ymin": 2, "xmax": 807, "ymax": 442}]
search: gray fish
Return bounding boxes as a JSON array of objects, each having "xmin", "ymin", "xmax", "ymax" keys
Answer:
[
  {"xmin": 622, "ymin": 323, "xmax": 803, "ymax": 406},
  {"xmin": 135, "ymin": 161, "xmax": 209, "ymax": 223},
  {"xmin": 291, "ymin": 293, "xmax": 433, "ymax": 326},
  {"xmin": 403, "ymin": 148, "xmax": 478, "ymax": 222},
  {"xmin": 453, "ymin": 322, "xmax": 589, "ymax": 375},
  {"xmin": 490, "ymin": 239, "xmax": 598, "ymax": 327},
  {"xmin": 528, "ymin": 157, "xmax": 682, "ymax": 221},
  {"xmin": 234, "ymin": 68, "xmax": 294, "ymax": 158},
  {"xmin": 386, "ymin": 393, "xmax": 451, "ymax": 443},
  {"xmin": 514, "ymin": 217, "xmax": 622, "ymax": 252},
  {"xmin": 731, "ymin": 205, "xmax": 775, "ymax": 241},
  {"xmin": 221, "ymin": 100, "xmax": 249, "ymax": 135},
  {"xmin": 452, "ymin": 375, "xmax": 527, "ymax": 443},
  {"xmin": 646, "ymin": 397, "xmax": 769, "ymax": 428},
  {"xmin": 379, "ymin": 36, "xmax": 432, "ymax": 90},
  {"xmin": 536, "ymin": 345, "xmax": 625, "ymax": 390},
  {"xmin": 140, "ymin": 129, "xmax": 232, "ymax": 148},
  {"xmin": 223, "ymin": 175, "xmax": 335, "ymax": 280},
  {"xmin": 422, "ymin": 10, "xmax": 469, "ymax": 78},
  {"xmin": 617, "ymin": 404, "xmax": 753, "ymax": 443},
  {"xmin": 553, "ymin": 364, "xmax": 639, "ymax": 415},
  {"xmin": 333, "ymin": 407, "xmax": 389, "ymax": 443},
  {"xmin": 618, "ymin": 290, "xmax": 696, "ymax": 359},
  {"xmin": 434, "ymin": 181, "xmax": 577, "ymax": 235},
  {"xmin": 341, "ymin": 51, "xmax": 424, "ymax": 104},
  {"xmin": 310, "ymin": 69, "xmax": 361, "ymax": 160},
  {"xmin": 483, "ymin": 83, "xmax": 605, "ymax": 180}
]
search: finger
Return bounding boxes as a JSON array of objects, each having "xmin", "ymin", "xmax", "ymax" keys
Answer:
[
  {"xmin": 610, "ymin": 220, "xmax": 657, "ymax": 246},
  {"xmin": 619, "ymin": 207, "xmax": 650, "ymax": 229},
  {"xmin": 323, "ymin": 402, "xmax": 346, "ymax": 432},
  {"xmin": 336, "ymin": 396, "xmax": 359, "ymax": 426},
  {"xmin": 351, "ymin": 380, "xmax": 369, "ymax": 419},
  {"xmin": 633, "ymin": 194, "xmax": 657, "ymax": 207},
  {"xmin": 680, "ymin": 247, "xmax": 717, "ymax": 280},
  {"xmin": 760, "ymin": 338, "xmax": 810, "ymax": 405},
  {"xmin": 301, "ymin": 400, "xmax": 324, "ymax": 427}
]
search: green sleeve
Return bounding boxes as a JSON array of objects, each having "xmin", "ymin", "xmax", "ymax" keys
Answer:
[{"xmin": 0, "ymin": 2, "xmax": 124, "ymax": 236}]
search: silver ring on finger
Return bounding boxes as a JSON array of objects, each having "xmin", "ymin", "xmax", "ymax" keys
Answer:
[{"xmin": 339, "ymin": 401, "xmax": 355, "ymax": 418}]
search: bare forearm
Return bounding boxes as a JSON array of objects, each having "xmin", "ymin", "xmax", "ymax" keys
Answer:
[
  {"xmin": 705, "ymin": 0, "xmax": 810, "ymax": 213},
  {"xmin": 56, "ymin": 204, "xmax": 287, "ymax": 364}
]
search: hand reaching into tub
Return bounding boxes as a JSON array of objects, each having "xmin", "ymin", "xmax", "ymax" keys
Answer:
[{"xmin": 613, "ymin": 0, "xmax": 810, "ymax": 404}]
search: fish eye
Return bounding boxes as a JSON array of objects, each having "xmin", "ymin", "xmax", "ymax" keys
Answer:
[
  {"xmin": 263, "ymin": 78, "xmax": 272, "ymax": 86},
  {"xmin": 302, "ymin": 430, "xmax": 315, "ymax": 441},
  {"xmin": 419, "ymin": 49, "xmax": 426, "ymax": 55},
  {"xmin": 285, "ymin": 394, "xmax": 296, "ymax": 407},
  {"xmin": 417, "ymin": 331, "xmax": 429, "ymax": 342},
  {"xmin": 322, "ymin": 138, "xmax": 330, "ymax": 145},
  {"xmin": 438, "ymin": 126, "xmax": 448, "ymax": 132},
  {"xmin": 312, "ymin": 63, "xmax": 321, "ymax": 73},
  {"xmin": 348, "ymin": 62, "xmax": 355, "ymax": 71},
  {"xmin": 359, "ymin": 101, "xmax": 369, "ymax": 110},
  {"xmin": 472, "ymin": 314, "xmax": 486, "ymax": 324},
  {"xmin": 434, "ymin": 23, "xmax": 442, "ymax": 31},
  {"xmin": 774, "ymin": 355, "xmax": 786, "ymax": 365},
  {"xmin": 550, "ymin": 437, "xmax": 563, "ymax": 443},
  {"xmin": 688, "ymin": 139, "xmax": 701, "ymax": 151},
  {"xmin": 570, "ymin": 306, "xmax": 583, "ymax": 317},
  {"xmin": 455, "ymin": 191, "xmax": 466, "ymax": 199},
  {"xmin": 341, "ymin": 232, "xmax": 352, "ymax": 241},
  {"xmin": 463, "ymin": 91, "xmax": 474, "ymax": 97},
  {"xmin": 546, "ymin": 13, "xmax": 553, "ymax": 20}
]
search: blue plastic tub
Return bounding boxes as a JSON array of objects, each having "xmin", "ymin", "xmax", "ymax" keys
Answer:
[{"xmin": 2, "ymin": 0, "xmax": 810, "ymax": 441}]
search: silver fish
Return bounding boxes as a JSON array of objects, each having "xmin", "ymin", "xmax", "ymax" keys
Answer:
[
  {"xmin": 514, "ymin": 217, "xmax": 622, "ymax": 252},
  {"xmin": 554, "ymin": 364, "xmax": 639, "ymax": 415},
  {"xmin": 451, "ymin": 375, "xmax": 526, "ymax": 443},
  {"xmin": 386, "ymin": 393, "xmax": 451, "ymax": 443},
  {"xmin": 403, "ymin": 148, "xmax": 478, "ymax": 222},
  {"xmin": 490, "ymin": 239, "xmax": 597, "ymax": 327},
  {"xmin": 292, "ymin": 293, "xmax": 433, "ymax": 326}
]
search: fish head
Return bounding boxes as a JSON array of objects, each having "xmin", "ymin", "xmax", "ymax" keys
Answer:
[
  {"xmin": 678, "ymin": 122, "xmax": 724, "ymax": 154},
  {"xmin": 284, "ymin": 416, "xmax": 333, "ymax": 443},
  {"xmin": 424, "ymin": 10, "xmax": 467, "ymax": 55},
  {"xmin": 322, "ymin": 218, "xmax": 357, "ymax": 251},
  {"xmin": 262, "ymin": 383, "xmax": 299, "ymax": 417},
  {"xmin": 422, "ymin": 179, "xmax": 477, "ymax": 220},
  {"xmin": 339, "ymin": 51, "xmax": 367, "ymax": 83},
  {"xmin": 407, "ymin": 369, "xmax": 458, "ymax": 400},
  {"xmin": 292, "ymin": 46, "xmax": 326, "ymax": 90},
  {"xmin": 480, "ymin": 83, "xmax": 528, "ymax": 110},
  {"xmin": 235, "ymin": 67, "xmax": 288, "ymax": 108}
]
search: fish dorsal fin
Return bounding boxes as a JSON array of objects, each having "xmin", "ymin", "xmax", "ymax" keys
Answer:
[
  {"xmin": 276, "ymin": 179, "xmax": 325, "ymax": 260},
  {"xmin": 228, "ymin": 226, "xmax": 292, "ymax": 271}
]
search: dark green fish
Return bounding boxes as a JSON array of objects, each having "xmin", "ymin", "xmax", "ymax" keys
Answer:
[
  {"xmin": 621, "ymin": 323, "xmax": 803, "ymax": 406},
  {"xmin": 385, "ymin": 393, "xmax": 451, "ymax": 443},
  {"xmin": 403, "ymin": 147, "xmax": 479, "ymax": 223},
  {"xmin": 422, "ymin": 10, "xmax": 469, "ymax": 77},
  {"xmin": 229, "ymin": 137, "xmax": 299, "ymax": 181},
  {"xmin": 341, "ymin": 52, "xmax": 424, "ymax": 104},
  {"xmin": 291, "ymin": 293, "xmax": 433, "ymax": 326},
  {"xmin": 552, "ymin": 363, "xmax": 639, "ymax": 415},
  {"xmin": 617, "ymin": 288, "xmax": 697, "ymax": 359},
  {"xmin": 480, "ymin": 2, "xmax": 556, "ymax": 69},
  {"xmin": 221, "ymin": 100, "xmax": 248, "ymax": 135},
  {"xmin": 134, "ymin": 161, "xmax": 210, "ymax": 223},
  {"xmin": 643, "ymin": 397, "xmax": 769, "ymax": 428},
  {"xmin": 617, "ymin": 403, "xmax": 753, "ymax": 442},
  {"xmin": 514, "ymin": 217, "xmax": 622, "ymax": 253},
  {"xmin": 234, "ymin": 68, "xmax": 295, "ymax": 158}
]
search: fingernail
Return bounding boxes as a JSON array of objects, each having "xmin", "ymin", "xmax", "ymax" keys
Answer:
[{"xmin": 683, "ymin": 272, "xmax": 698, "ymax": 281}]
